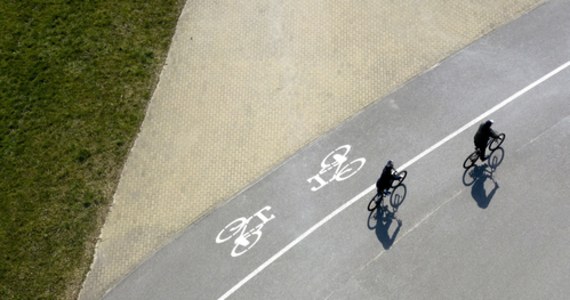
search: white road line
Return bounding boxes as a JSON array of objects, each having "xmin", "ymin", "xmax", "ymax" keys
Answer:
[{"xmin": 218, "ymin": 61, "xmax": 570, "ymax": 300}]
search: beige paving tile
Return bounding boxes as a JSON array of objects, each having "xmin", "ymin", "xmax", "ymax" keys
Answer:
[{"xmin": 80, "ymin": 1, "xmax": 544, "ymax": 299}]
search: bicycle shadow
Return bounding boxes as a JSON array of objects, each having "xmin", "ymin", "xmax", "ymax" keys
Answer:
[
  {"xmin": 367, "ymin": 185, "xmax": 406, "ymax": 249},
  {"xmin": 462, "ymin": 147, "xmax": 504, "ymax": 209}
]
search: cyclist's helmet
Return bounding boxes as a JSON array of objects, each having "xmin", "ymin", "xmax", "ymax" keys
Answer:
[
  {"xmin": 485, "ymin": 119, "xmax": 494, "ymax": 127},
  {"xmin": 386, "ymin": 160, "xmax": 393, "ymax": 168}
]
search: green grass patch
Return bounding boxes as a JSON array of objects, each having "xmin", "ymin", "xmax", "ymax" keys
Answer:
[{"xmin": 0, "ymin": 1, "xmax": 185, "ymax": 298}]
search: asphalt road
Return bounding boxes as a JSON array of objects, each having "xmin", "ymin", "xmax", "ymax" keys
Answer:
[{"xmin": 104, "ymin": 1, "xmax": 570, "ymax": 299}]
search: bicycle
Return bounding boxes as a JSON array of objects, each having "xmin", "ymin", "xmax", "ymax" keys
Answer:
[
  {"xmin": 367, "ymin": 170, "xmax": 407, "ymax": 213},
  {"xmin": 463, "ymin": 133, "xmax": 505, "ymax": 169},
  {"xmin": 215, "ymin": 206, "xmax": 275, "ymax": 257},
  {"xmin": 307, "ymin": 144, "xmax": 366, "ymax": 192}
]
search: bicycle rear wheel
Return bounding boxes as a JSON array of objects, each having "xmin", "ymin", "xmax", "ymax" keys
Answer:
[
  {"xmin": 463, "ymin": 151, "xmax": 478, "ymax": 169},
  {"xmin": 368, "ymin": 194, "xmax": 380, "ymax": 212},
  {"xmin": 489, "ymin": 133, "xmax": 506, "ymax": 151},
  {"xmin": 462, "ymin": 167, "xmax": 476, "ymax": 186}
]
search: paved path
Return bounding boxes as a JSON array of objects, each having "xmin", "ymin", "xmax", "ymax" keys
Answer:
[
  {"xmin": 102, "ymin": 0, "xmax": 569, "ymax": 299},
  {"xmin": 80, "ymin": 0, "xmax": 546, "ymax": 298}
]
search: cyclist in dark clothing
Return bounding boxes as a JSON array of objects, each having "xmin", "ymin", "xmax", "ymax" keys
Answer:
[
  {"xmin": 376, "ymin": 160, "xmax": 401, "ymax": 206},
  {"xmin": 474, "ymin": 119, "xmax": 500, "ymax": 161}
]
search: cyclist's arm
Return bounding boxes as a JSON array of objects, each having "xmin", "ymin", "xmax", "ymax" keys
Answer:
[
  {"xmin": 489, "ymin": 128, "xmax": 500, "ymax": 139},
  {"xmin": 391, "ymin": 168, "xmax": 401, "ymax": 180}
]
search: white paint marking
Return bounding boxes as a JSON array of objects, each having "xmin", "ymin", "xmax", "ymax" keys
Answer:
[{"xmin": 218, "ymin": 61, "xmax": 570, "ymax": 300}]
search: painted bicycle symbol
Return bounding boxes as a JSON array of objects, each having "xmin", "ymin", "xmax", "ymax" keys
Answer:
[
  {"xmin": 215, "ymin": 206, "xmax": 275, "ymax": 257},
  {"xmin": 307, "ymin": 144, "xmax": 366, "ymax": 192}
]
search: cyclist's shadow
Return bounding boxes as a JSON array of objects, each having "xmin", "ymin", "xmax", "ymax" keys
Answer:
[
  {"xmin": 462, "ymin": 147, "xmax": 504, "ymax": 209},
  {"xmin": 367, "ymin": 185, "xmax": 407, "ymax": 249}
]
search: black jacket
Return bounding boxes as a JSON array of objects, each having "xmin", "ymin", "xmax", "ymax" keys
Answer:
[
  {"xmin": 474, "ymin": 123, "xmax": 499, "ymax": 146},
  {"xmin": 377, "ymin": 166, "xmax": 396, "ymax": 190}
]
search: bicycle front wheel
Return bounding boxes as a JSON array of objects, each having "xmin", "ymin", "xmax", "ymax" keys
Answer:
[
  {"xmin": 336, "ymin": 158, "xmax": 366, "ymax": 181},
  {"xmin": 489, "ymin": 133, "xmax": 506, "ymax": 151},
  {"xmin": 391, "ymin": 170, "xmax": 407, "ymax": 188}
]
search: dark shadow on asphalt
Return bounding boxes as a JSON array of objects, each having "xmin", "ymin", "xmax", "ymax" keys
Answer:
[
  {"xmin": 488, "ymin": 147, "xmax": 505, "ymax": 170},
  {"xmin": 390, "ymin": 184, "xmax": 407, "ymax": 209},
  {"xmin": 367, "ymin": 185, "xmax": 406, "ymax": 249},
  {"xmin": 462, "ymin": 148, "xmax": 504, "ymax": 208},
  {"xmin": 375, "ymin": 211, "xmax": 402, "ymax": 249}
]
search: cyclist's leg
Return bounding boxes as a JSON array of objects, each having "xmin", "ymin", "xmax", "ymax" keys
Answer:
[
  {"xmin": 386, "ymin": 179, "xmax": 394, "ymax": 193},
  {"xmin": 476, "ymin": 142, "xmax": 486, "ymax": 161},
  {"xmin": 375, "ymin": 183, "xmax": 382, "ymax": 201},
  {"xmin": 375, "ymin": 190, "xmax": 385, "ymax": 205},
  {"xmin": 378, "ymin": 193, "xmax": 385, "ymax": 207}
]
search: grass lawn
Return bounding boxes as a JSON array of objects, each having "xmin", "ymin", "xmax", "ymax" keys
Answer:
[{"xmin": 0, "ymin": 1, "xmax": 185, "ymax": 298}]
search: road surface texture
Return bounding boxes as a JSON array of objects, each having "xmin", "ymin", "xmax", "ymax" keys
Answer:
[
  {"xmin": 102, "ymin": 0, "xmax": 569, "ymax": 299},
  {"xmin": 80, "ymin": 1, "xmax": 546, "ymax": 298}
]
